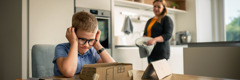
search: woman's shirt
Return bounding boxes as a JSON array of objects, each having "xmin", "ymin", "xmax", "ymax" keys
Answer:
[{"xmin": 147, "ymin": 18, "xmax": 157, "ymax": 37}]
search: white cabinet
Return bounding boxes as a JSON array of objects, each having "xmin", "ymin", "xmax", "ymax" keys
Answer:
[
  {"xmin": 76, "ymin": 0, "xmax": 111, "ymax": 10},
  {"xmin": 168, "ymin": 46, "xmax": 186, "ymax": 74},
  {"xmin": 113, "ymin": 47, "xmax": 148, "ymax": 70},
  {"xmin": 113, "ymin": 46, "xmax": 186, "ymax": 73}
]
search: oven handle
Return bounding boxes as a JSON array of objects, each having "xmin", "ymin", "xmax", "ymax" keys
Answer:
[{"xmin": 96, "ymin": 17, "xmax": 110, "ymax": 20}]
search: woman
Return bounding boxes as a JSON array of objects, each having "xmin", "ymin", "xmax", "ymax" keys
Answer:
[{"xmin": 143, "ymin": 0, "xmax": 173, "ymax": 63}]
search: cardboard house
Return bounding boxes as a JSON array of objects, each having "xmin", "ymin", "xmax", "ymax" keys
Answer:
[{"xmin": 79, "ymin": 63, "xmax": 132, "ymax": 80}]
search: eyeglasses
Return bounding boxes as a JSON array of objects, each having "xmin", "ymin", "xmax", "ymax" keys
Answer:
[{"xmin": 78, "ymin": 38, "xmax": 97, "ymax": 46}]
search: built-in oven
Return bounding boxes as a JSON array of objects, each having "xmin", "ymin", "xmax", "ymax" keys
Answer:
[{"xmin": 75, "ymin": 7, "xmax": 111, "ymax": 52}]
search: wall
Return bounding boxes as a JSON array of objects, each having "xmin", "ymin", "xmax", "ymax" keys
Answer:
[
  {"xmin": 196, "ymin": 0, "xmax": 213, "ymax": 42},
  {"xmin": 176, "ymin": 0, "xmax": 214, "ymax": 42},
  {"xmin": 29, "ymin": 0, "xmax": 74, "ymax": 77},
  {"xmin": 211, "ymin": 0, "xmax": 225, "ymax": 41},
  {"xmin": 175, "ymin": 0, "xmax": 197, "ymax": 42},
  {"xmin": 22, "ymin": 0, "xmax": 28, "ymax": 79},
  {"xmin": 0, "ymin": 0, "xmax": 22, "ymax": 80}
]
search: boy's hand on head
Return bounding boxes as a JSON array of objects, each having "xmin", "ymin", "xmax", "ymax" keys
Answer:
[
  {"xmin": 95, "ymin": 30, "xmax": 101, "ymax": 42},
  {"xmin": 93, "ymin": 30, "xmax": 102, "ymax": 49},
  {"xmin": 66, "ymin": 27, "xmax": 78, "ymax": 45}
]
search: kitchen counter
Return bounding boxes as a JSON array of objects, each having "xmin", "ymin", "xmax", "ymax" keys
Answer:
[
  {"xmin": 113, "ymin": 44, "xmax": 185, "ymax": 74},
  {"xmin": 115, "ymin": 45, "xmax": 188, "ymax": 48},
  {"xmin": 170, "ymin": 45, "xmax": 188, "ymax": 47},
  {"xmin": 188, "ymin": 41, "xmax": 240, "ymax": 47}
]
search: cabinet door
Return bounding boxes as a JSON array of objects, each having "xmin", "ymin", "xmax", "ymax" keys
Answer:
[
  {"xmin": 76, "ymin": 0, "xmax": 111, "ymax": 10},
  {"xmin": 113, "ymin": 48, "xmax": 148, "ymax": 70},
  {"xmin": 168, "ymin": 47, "xmax": 184, "ymax": 74}
]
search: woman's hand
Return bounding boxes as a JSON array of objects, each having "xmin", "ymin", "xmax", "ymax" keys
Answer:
[
  {"xmin": 66, "ymin": 27, "xmax": 78, "ymax": 45},
  {"xmin": 146, "ymin": 39, "xmax": 157, "ymax": 46}
]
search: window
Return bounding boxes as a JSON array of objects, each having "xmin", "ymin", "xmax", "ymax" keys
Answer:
[{"xmin": 224, "ymin": 0, "xmax": 240, "ymax": 41}]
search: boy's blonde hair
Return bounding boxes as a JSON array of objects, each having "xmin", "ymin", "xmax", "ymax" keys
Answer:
[{"xmin": 72, "ymin": 11, "xmax": 98, "ymax": 33}]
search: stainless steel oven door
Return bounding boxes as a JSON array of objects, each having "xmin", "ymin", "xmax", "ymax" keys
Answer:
[{"xmin": 97, "ymin": 17, "xmax": 110, "ymax": 48}]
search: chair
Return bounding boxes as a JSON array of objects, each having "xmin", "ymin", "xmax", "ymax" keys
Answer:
[{"xmin": 32, "ymin": 44, "xmax": 56, "ymax": 78}]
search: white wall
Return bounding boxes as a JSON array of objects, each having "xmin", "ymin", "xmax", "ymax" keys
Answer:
[
  {"xmin": 22, "ymin": 0, "xmax": 28, "ymax": 79},
  {"xmin": 212, "ymin": 0, "xmax": 225, "ymax": 41},
  {"xmin": 176, "ymin": 0, "xmax": 197, "ymax": 42},
  {"xmin": 196, "ymin": 0, "xmax": 213, "ymax": 42},
  {"xmin": 29, "ymin": 0, "xmax": 74, "ymax": 77},
  {"xmin": 176, "ymin": 0, "xmax": 214, "ymax": 42}
]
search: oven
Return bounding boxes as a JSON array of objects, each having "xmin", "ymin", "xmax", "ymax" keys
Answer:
[{"xmin": 75, "ymin": 7, "xmax": 112, "ymax": 51}]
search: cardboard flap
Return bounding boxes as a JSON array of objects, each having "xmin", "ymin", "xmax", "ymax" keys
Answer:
[
  {"xmin": 83, "ymin": 63, "xmax": 132, "ymax": 67},
  {"xmin": 142, "ymin": 59, "xmax": 172, "ymax": 80},
  {"xmin": 93, "ymin": 73, "xmax": 99, "ymax": 80},
  {"xmin": 142, "ymin": 64, "xmax": 155, "ymax": 79}
]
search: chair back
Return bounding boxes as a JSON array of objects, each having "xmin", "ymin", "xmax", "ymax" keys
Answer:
[{"xmin": 32, "ymin": 44, "xmax": 56, "ymax": 78}]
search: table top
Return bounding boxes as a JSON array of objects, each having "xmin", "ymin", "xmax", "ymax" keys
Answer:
[
  {"xmin": 24, "ymin": 70, "xmax": 234, "ymax": 80},
  {"xmin": 132, "ymin": 70, "xmax": 234, "ymax": 80}
]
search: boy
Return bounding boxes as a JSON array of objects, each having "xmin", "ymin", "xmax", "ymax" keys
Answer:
[{"xmin": 52, "ymin": 11, "xmax": 115, "ymax": 77}]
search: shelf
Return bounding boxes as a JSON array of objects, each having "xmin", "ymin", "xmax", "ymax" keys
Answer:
[{"xmin": 114, "ymin": 0, "xmax": 186, "ymax": 14}]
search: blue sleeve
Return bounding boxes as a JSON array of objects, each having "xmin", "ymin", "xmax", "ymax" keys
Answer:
[
  {"xmin": 92, "ymin": 47, "xmax": 101, "ymax": 63},
  {"xmin": 52, "ymin": 44, "xmax": 68, "ymax": 64}
]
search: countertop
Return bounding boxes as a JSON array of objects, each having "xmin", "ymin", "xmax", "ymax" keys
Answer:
[
  {"xmin": 188, "ymin": 41, "xmax": 240, "ymax": 47},
  {"xmin": 115, "ymin": 45, "xmax": 188, "ymax": 49}
]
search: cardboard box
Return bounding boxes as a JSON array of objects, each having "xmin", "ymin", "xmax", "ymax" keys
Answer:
[{"xmin": 79, "ymin": 63, "xmax": 132, "ymax": 80}]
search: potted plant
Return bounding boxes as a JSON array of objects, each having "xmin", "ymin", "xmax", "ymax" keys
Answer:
[{"xmin": 170, "ymin": 1, "xmax": 179, "ymax": 9}]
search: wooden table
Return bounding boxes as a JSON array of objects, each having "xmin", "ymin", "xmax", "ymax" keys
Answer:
[
  {"xmin": 132, "ymin": 70, "xmax": 235, "ymax": 80},
  {"xmin": 24, "ymin": 70, "xmax": 234, "ymax": 80}
]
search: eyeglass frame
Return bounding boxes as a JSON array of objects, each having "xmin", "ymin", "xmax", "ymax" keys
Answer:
[{"xmin": 78, "ymin": 38, "xmax": 97, "ymax": 46}]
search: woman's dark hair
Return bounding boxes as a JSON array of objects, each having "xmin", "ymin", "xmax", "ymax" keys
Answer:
[{"xmin": 153, "ymin": 0, "xmax": 168, "ymax": 23}]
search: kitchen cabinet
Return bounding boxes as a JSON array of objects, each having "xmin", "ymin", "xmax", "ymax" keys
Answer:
[
  {"xmin": 165, "ymin": 0, "xmax": 186, "ymax": 10},
  {"xmin": 124, "ymin": 0, "xmax": 186, "ymax": 11},
  {"xmin": 113, "ymin": 46, "xmax": 186, "ymax": 74},
  {"xmin": 115, "ymin": 0, "xmax": 186, "ymax": 13},
  {"xmin": 76, "ymin": 0, "xmax": 111, "ymax": 10},
  {"xmin": 168, "ymin": 45, "xmax": 187, "ymax": 74},
  {"xmin": 184, "ymin": 46, "xmax": 240, "ymax": 79},
  {"xmin": 113, "ymin": 47, "xmax": 148, "ymax": 70}
]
